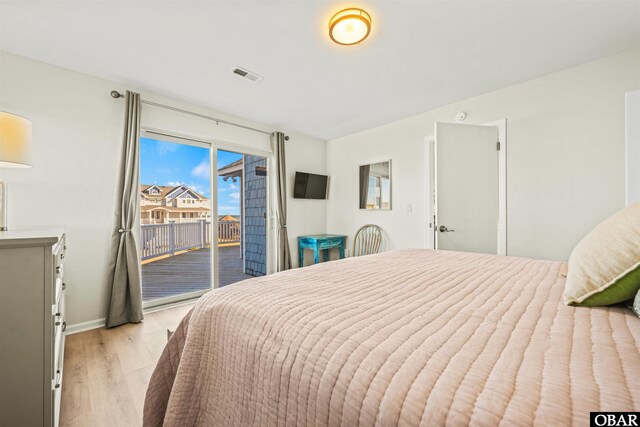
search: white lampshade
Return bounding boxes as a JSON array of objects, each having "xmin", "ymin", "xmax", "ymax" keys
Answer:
[{"xmin": 0, "ymin": 111, "xmax": 32, "ymax": 168}]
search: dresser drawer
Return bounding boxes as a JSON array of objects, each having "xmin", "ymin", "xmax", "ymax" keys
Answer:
[
  {"xmin": 55, "ymin": 263, "xmax": 65, "ymax": 281},
  {"xmin": 53, "ymin": 385, "xmax": 61, "ymax": 427},
  {"xmin": 52, "ymin": 359, "xmax": 63, "ymax": 427},
  {"xmin": 53, "ymin": 312, "xmax": 65, "ymax": 427},
  {"xmin": 53, "ymin": 331, "xmax": 65, "ymax": 388},
  {"xmin": 54, "ymin": 277, "xmax": 64, "ymax": 307},
  {"xmin": 53, "ymin": 290, "xmax": 66, "ymax": 386},
  {"xmin": 317, "ymin": 238, "xmax": 344, "ymax": 249},
  {"xmin": 54, "ymin": 237, "xmax": 66, "ymax": 271},
  {"xmin": 53, "ymin": 236, "xmax": 65, "ymax": 307}
]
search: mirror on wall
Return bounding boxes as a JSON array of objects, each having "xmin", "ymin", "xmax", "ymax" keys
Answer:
[{"xmin": 359, "ymin": 160, "xmax": 391, "ymax": 210}]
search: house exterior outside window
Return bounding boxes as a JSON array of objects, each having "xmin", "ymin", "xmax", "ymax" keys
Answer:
[{"xmin": 140, "ymin": 184, "xmax": 211, "ymax": 224}]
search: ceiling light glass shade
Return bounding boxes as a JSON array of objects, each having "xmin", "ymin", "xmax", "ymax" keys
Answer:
[
  {"xmin": 0, "ymin": 112, "xmax": 32, "ymax": 168},
  {"xmin": 329, "ymin": 8, "xmax": 371, "ymax": 45}
]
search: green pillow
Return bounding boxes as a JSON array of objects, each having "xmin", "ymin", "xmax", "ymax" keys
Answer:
[
  {"xmin": 575, "ymin": 265, "xmax": 640, "ymax": 306},
  {"xmin": 563, "ymin": 203, "xmax": 640, "ymax": 306}
]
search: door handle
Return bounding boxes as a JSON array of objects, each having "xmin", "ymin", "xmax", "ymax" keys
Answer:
[{"xmin": 438, "ymin": 225, "xmax": 455, "ymax": 233}]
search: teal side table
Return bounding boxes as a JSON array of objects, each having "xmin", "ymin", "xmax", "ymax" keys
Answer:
[{"xmin": 298, "ymin": 234, "xmax": 347, "ymax": 266}]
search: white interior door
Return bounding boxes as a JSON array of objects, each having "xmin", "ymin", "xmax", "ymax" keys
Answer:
[{"xmin": 435, "ymin": 122, "xmax": 499, "ymax": 254}]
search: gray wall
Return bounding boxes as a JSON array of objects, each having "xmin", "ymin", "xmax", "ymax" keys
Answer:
[{"xmin": 244, "ymin": 155, "xmax": 267, "ymax": 276}]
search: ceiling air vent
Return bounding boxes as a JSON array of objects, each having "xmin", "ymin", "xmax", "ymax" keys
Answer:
[{"xmin": 232, "ymin": 67, "xmax": 263, "ymax": 82}]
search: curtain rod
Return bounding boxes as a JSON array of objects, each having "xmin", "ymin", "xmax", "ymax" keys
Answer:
[{"xmin": 110, "ymin": 90, "xmax": 286, "ymax": 139}]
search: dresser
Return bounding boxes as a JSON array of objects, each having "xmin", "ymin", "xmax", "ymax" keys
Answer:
[{"xmin": 0, "ymin": 227, "xmax": 67, "ymax": 427}]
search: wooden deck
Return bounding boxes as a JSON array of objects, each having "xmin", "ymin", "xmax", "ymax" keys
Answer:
[{"xmin": 141, "ymin": 245, "xmax": 253, "ymax": 302}]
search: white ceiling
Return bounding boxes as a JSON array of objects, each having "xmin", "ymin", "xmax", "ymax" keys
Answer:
[{"xmin": 1, "ymin": 1, "xmax": 639, "ymax": 140}]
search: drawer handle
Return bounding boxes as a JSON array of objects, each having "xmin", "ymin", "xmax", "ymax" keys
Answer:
[{"xmin": 54, "ymin": 370, "xmax": 61, "ymax": 389}]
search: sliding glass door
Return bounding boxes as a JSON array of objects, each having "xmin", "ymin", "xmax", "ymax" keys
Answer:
[
  {"xmin": 139, "ymin": 136, "xmax": 213, "ymax": 307},
  {"xmin": 216, "ymin": 149, "xmax": 268, "ymax": 288},
  {"xmin": 138, "ymin": 131, "xmax": 272, "ymax": 309}
]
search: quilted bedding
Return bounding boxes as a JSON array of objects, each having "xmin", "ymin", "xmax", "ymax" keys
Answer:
[{"xmin": 143, "ymin": 249, "xmax": 640, "ymax": 426}]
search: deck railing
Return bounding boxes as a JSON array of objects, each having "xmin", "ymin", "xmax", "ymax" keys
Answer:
[
  {"xmin": 218, "ymin": 220, "xmax": 241, "ymax": 244},
  {"xmin": 141, "ymin": 220, "xmax": 240, "ymax": 260}
]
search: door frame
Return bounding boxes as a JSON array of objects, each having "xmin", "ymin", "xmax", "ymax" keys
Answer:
[
  {"xmin": 139, "ymin": 127, "xmax": 274, "ymax": 310},
  {"xmin": 424, "ymin": 118, "xmax": 507, "ymax": 255}
]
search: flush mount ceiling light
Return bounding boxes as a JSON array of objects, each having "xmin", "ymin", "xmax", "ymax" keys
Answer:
[{"xmin": 329, "ymin": 8, "xmax": 371, "ymax": 46}]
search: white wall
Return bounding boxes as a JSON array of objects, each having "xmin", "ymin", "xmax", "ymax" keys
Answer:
[
  {"xmin": 0, "ymin": 52, "xmax": 326, "ymax": 329},
  {"xmin": 626, "ymin": 90, "xmax": 640, "ymax": 205},
  {"xmin": 286, "ymin": 135, "xmax": 327, "ymax": 267},
  {"xmin": 327, "ymin": 49, "xmax": 640, "ymax": 261}
]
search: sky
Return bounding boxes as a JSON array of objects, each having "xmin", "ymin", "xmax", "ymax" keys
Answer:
[{"xmin": 139, "ymin": 137, "xmax": 243, "ymax": 215}]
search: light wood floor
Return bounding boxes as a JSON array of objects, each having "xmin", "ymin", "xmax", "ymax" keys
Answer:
[{"xmin": 59, "ymin": 303, "xmax": 194, "ymax": 427}]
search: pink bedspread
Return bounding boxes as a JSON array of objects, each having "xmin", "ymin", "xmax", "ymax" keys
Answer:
[{"xmin": 144, "ymin": 249, "xmax": 640, "ymax": 426}]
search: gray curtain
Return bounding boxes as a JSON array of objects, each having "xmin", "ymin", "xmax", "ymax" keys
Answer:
[
  {"xmin": 272, "ymin": 132, "xmax": 292, "ymax": 271},
  {"xmin": 359, "ymin": 165, "xmax": 370, "ymax": 209},
  {"xmin": 106, "ymin": 90, "xmax": 143, "ymax": 328}
]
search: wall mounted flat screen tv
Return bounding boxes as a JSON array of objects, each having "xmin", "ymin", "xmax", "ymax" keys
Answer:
[{"xmin": 293, "ymin": 172, "xmax": 328, "ymax": 199}]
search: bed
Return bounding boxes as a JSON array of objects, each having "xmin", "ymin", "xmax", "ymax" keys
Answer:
[{"xmin": 143, "ymin": 249, "xmax": 640, "ymax": 426}]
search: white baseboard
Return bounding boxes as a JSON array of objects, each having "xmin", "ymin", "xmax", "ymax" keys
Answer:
[
  {"xmin": 66, "ymin": 318, "xmax": 105, "ymax": 335},
  {"xmin": 66, "ymin": 300, "xmax": 196, "ymax": 335}
]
